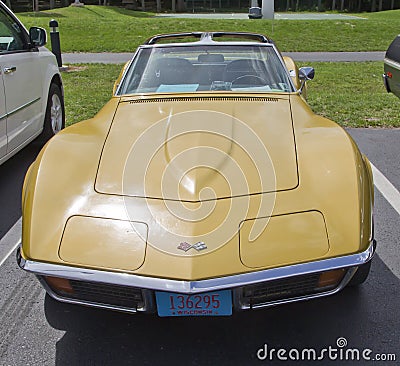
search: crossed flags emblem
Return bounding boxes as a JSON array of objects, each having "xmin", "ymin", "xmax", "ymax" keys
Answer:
[{"xmin": 177, "ymin": 241, "xmax": 207, "ymax": 252}]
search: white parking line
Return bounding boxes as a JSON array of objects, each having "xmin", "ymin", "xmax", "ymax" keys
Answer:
[
  {"xmin": 371, "ymin": 163, "xmax": 400, "ymax": 216},
  {"xmin": 0, "ymin": 239, "xmax": 20, "ymax": 268},
  {"xmin": 0, "ymin": 218, "xmax": 21, "ymax": 268},
  {"xmin": 0, "ymin": 164, "xmax": 399, "ymax": 269}
]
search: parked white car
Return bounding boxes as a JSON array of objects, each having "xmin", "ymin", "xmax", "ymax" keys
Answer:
[{"xmin": 0, "ymin": 1, "xmax": 64, "ymax": 166}]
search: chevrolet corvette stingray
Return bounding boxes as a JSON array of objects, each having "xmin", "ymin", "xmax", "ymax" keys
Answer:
[{"xmin": 17, "ymin": 32, "xmax": 375, "ymax": 317}]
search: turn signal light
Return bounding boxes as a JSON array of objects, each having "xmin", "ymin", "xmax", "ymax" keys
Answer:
[
  {"xmin": 317, "ymin": 269, "xmax": 346, "ymax": 289},
  {"xmin": 44, "ymin": 276, "xmax": 74, "ymax": 294}
]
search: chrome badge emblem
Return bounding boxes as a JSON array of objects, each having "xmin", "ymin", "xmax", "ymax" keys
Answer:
[{"xmin": 177, "ymin": 241, "xmax": 207, "ymax": 252}]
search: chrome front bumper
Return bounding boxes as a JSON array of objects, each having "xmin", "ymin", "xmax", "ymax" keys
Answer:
[{"xmin": 17, "ymin": 240, "xmax": 375, "ymax": 314}]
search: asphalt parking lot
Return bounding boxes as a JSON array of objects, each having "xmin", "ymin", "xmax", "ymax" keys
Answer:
[{"xmin": 0, "ymin": 126, "xmax": 399, "ymax": 365}]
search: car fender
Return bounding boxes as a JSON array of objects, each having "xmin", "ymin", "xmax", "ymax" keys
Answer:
[
  {"xmin": 290, "ymin": 94, "xmax": 374, "ymax": 254},
  {"xmin": 21, "ymin": 98, "xmax": 119, "ymax": 262}
]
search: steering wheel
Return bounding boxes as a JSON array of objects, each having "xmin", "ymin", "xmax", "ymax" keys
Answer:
[{"xmin": 231, "ymin": 74, "xmax": 268, "ymax": 87}]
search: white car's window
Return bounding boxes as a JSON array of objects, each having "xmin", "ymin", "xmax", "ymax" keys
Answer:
[
  {"xmin": 0, "ymin": 7, "xmax": 27, "ymax": 53},
  {"xmin": 119, "ymin": 45, "xmax": 294, "ymax": 95}
]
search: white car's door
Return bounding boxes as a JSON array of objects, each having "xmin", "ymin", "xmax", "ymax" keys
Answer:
[
  {"xmin": 0, "ymin": 6, "xmax": 43, "ymax": 154},
  {"xmin": 0, "ymin": 72, "xmax": 6, "ymax": 160},
  {"xmin": 1, "ymin": 53, "xmax": 43, "ymax": 153}
]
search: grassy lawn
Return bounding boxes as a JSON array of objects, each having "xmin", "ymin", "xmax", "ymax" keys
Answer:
[
  {"xmin": 18, "ymin": 6, "xmax": 400, "ymax": 52},
  {"xmin": 62, "ymin": 62, "xmax": 400, "ymax": 128},
  {"xmin": 304, "ymin": 62, "xmax": 400, "ymax": 128},
  {"xmin": 62, "ymin": 64, "xmax": 122, "ymax": 125},
  {"xmin": 20, "ymin": 6, "xmax": 399, "ymax": 127}
]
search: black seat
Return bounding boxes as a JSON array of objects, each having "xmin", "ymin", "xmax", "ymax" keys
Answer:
[
  {"xmin": 224, "ymin": 59, "xmax": 269, "ymax": 84},
  {"xmin": 149, "ymin": 57, "xmax": 196, "ymax": 85}
]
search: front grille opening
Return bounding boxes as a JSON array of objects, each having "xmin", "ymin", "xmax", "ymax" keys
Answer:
[
  {"xmin": 240, "ymin": 269, "xmax": 346, "ymax": 307},
  {"xmin": 43, "ymin": 276, "xmax": 145, "ymax": 310}
]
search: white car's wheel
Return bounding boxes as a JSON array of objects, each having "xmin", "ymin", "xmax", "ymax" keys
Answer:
[{"xmin": 39, "ymin": 83, "xmax": 65, "ymax": 143}]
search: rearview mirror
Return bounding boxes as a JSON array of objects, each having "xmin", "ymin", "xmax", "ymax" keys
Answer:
[{"xmin": 29, "ymin": 27, "xmax": 47, "ymax": 48}]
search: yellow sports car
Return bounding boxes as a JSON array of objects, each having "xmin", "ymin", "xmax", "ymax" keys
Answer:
[{"xmin": 17, "ymin": 32, "xmax": 375, "ymax": 317}]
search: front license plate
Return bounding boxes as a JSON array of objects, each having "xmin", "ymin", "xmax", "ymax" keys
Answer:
[{"xmin": 155, "ymin": 290, "xmax": 232, "ymax": 317}]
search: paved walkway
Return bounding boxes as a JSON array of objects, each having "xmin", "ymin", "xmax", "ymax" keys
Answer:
[
  {"xmin": 62, "ymin": 51, "xmax": 385, "ymax": 64},
  {"xmin": 155, "ymin": 12, "xmax": 366, "ymax": 20}
]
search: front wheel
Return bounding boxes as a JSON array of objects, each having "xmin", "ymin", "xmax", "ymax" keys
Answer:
[{"xmin": 38, "ymin": 83, "xmax": 65, "ymax": 143}]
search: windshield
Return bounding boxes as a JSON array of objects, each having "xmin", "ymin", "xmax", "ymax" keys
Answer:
[{"xmin": 118, "ymin": 45, "xmax": 294, "ymax": 95}]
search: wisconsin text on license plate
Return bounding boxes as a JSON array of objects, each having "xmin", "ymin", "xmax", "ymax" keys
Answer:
[{"xmin": 155, "ymin": 290, "xmax": 232, "ymax": 317}]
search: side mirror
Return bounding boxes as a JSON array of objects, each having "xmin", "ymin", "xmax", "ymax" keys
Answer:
[
  {"xmin": 298, "ymin": 66, "xmax": 315, "ymax": 93},
  {"xmin": 299, "ymin": 66, "xmax": 315, "ymax": 81},
  {"xmin": 29, "ymin": 27, "xmax": 47, "ymax": 48}
]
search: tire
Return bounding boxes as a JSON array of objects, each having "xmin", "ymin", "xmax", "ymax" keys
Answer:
[
  {"xmin": 38, "ymin": 83, "xmax": 65, "ymax": 143},
  {"xmin": 347, "ymin": 260, "xmax": 372, "ymax": 287}
]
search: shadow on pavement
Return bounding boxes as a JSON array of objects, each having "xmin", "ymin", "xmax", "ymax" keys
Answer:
[
  {"xmin": 0, "ymin": 141, "xmax": 43, "ymax": 238},
  {"xmin": 44, "ymin": 256, "xmax": 399, "ymax": 366}
]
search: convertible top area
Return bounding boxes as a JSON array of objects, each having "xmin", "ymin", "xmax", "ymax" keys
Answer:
[
  {"xmin": 117, "ymin": 32, "xmax": 294, "ymax": 95},
  {"xmin": 144, "ymin": 32, "xmax": 272, "ymax": 44}
]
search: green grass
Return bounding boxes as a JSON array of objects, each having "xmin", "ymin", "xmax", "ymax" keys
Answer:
[
  {"xmin": 62, "ymin": 64, "xmax": 122, "ymax": 126},
  {"xmin": 304, "ymin": 62, "xmax": 400, "ymax": 127},
  {"xmin": 62, "ymin": 62, "xmax": 400, "ymax": 128},
  {"xmin": 18, "ymin": 6, "xmax": 400, "ymax": 52}
]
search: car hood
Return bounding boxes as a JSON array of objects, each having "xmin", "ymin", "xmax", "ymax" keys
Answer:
[
  {"xmin": 95, "ymin": 94, "xmax": 298, "ymax": 201},
  {"xmin": 23, "ymin": 95, "xmax": 371, "ymax": 280}
]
